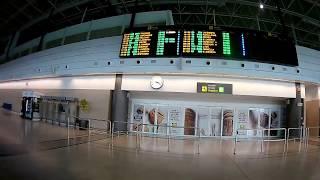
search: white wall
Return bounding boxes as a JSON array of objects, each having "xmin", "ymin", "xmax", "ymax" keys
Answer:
[
  {"xmin": 0, "ymin": 32, "xmax": 319, "ymax": 86},
  {"xmin": 122, "ymin": 75, "xmax": 305, "ymax": 98},
  {"xmin": 0, "ymin": 75, "xmax": 115, "ymax": 90}
]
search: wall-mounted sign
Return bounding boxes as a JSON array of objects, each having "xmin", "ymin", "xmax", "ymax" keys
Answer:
[
  {"xmin": 197, "ymin": 82, "xmax": 232, "ymax": 94},
  {"xmin": 119, "ymin": 26, "xmax": 298, "ymax": 66}
]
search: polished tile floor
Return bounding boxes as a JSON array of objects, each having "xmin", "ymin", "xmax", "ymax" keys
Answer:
[{"xmin": 1, "ymin": 110, "xmax": 320, "ymax": 180}]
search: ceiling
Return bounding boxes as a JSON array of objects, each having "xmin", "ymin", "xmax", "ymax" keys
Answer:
[{"xmin": 0, "ymin": 0, "xmax": 319, "ymax": 50}]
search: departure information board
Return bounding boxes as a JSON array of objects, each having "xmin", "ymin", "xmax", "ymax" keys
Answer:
[
  {"xmin": 119, "ymin": 27, "xmax": 298, "ymax": 66},
  {"xmin": 120, "ymin": 29, "xmax": 180, "ymax": 57}
]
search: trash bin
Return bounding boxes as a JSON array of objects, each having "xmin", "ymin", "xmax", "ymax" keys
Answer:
[{"xmin": 76, "ymin": 119, "xmax": 89, "ymax": 130}]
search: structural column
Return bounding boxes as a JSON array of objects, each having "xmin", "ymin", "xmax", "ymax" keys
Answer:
[
  {"xmin": 111, "ymin": 74, "xmax": 129, "ymax": 132},
  {"xmin": 286, "ymin": 83, "xmax": 304, "ymax": 132}
]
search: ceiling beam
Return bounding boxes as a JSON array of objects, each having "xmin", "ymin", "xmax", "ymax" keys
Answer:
[
  {"xmin": 172, "ymin": 12, "xmax": 319, "ymax": 37},
  {"xmin": 5, "ymin": 0, "xmax": 319, "ymax": 32}
]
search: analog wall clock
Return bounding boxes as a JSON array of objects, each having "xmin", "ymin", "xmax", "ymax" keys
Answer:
[{"xmin": 150, "ymin": 76, "xmax": 164, "ymax": 89}]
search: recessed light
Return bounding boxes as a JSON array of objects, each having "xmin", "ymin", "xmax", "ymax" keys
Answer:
[{"xmin": 259, "ymin": 3, "xmax": 264, "ymax": 9}]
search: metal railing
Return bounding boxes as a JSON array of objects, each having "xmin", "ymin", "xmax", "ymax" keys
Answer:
[
  {"xmin": 27, "ymin": 114, "xmax": 320, "ymax": 155},
  {"xmin": 168, "ymin": 125, "xmax": 201, "ymax": 155},
  {"xmin": 287, "ymin": 127, "xmax": 306, "ymax": 152},
  {"xmin": 234, "ymin": 128, "xmax": 287, "ymax": 155},
  {"xmin": 134, "ymin": 123, "xmax": 200, "ymax": 154},
  {"xmin": 305, "ymin": 127, "xmax": 320, "ymax": 149},
  {"xmin": 40, "ymin": 112, "xmax": 112, "ymax": 145}
]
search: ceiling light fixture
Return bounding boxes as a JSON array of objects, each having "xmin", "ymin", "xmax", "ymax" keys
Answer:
[{"xmin": 259, "ymin": 3, "xmax": 264, "ymax": 9}]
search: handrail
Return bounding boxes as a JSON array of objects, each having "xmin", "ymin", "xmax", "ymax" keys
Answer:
[
  {"xmin": 287, "ymin": 127, "xmax": 305, "ymax": 152},
  {"xmin": 261, "ymin": 128, "xmax": 287, "ymax": 142},
  {"xmin": 69, "ymin": 114, "xmax": 112, "ymax": 135},
  {"xmin": 134, "ymin": 123, "xmax": 200, "ymax": 154},
  {"xmin": 234, "ymin": 128, "xmax": 287, "ymax": 155},
  {"xmin": 287, "ymin": 127, "xmax": 305, "ymax": 142},
  {"xmin": 305, "ymin": 127, "xmax": 320, "ymax": 150}
]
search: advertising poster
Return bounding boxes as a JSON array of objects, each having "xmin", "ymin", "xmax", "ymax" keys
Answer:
[
  {"xmin": 156, "ymin": 106, "xmax": 168, "ymax": 134},
  {"xmin": 184, "ymin": 108, "xmax": 196, "ymax": 135},
  {"xmin": 260, "ymin": 109, "xmax": 270, "ymax": 136},
  {"xmin": 197, "ymin": 108, "xmax": 210, "ymax": 136},
  {"xmin": 237, "ymin": 109, "xmax": 248, "ymax": 136},
  {"xmin": 259, "ymin": 109, "xmax": 270, "ymax": 129},
  {"xmin": 222, "ymin": 109, "xmax": 233, "ymax": 136},
  {"xmin": 169, "ymin": 107, "xmax": 183, "ymax": 135},
  {"xmin": 210, "ymin": 108, "xmax": 222, "ymax": 136},
  {"xmin": 143, "ymin": 105, "xmax": 158, "ymax": 133},
  {"xmin": 270, "ymin": 110, "xmax": 280, "ymax": 136},
  {"xmin": 249, "ymin": 108, "xmax": 259, "ymax": 136},
  {"xmin": 132, "ymin": 104, "xmax": 144, "ymax": 131}
]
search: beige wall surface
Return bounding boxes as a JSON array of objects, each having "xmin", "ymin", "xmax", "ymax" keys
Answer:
[
  {"xmin": 306, "ymin": 100, "xmax": 320, "ymax": 136},
  {"xmin": 305, "ymin": 85, "xmax": 320, "ymax": 136},
  {"xmin": 122, "ymin": 75, "xmax": 304, "ymax": 98},
  {"xmin": 0, "ymin": 89, "xmax": 111, "ymax": 121}
]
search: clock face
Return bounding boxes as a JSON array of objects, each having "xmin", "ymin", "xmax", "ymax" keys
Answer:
[{"xmin": 150, "ymin": 76, "xmax": 163, "ymax": 89}]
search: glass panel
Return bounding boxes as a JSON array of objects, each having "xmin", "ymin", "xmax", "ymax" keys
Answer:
[
  {"xmin": 20, "ymin": 49, "xmax": 30, "ymax": 57},
  {"xmin": 143, "ymin": 105, "xmax": 157, "ymax": 133},
  {"xmin": 259, "ymin": 109, "xmax": 270, "ymax": 129},
  {"xmin": 184, "ymin": 107, "xmax": 196, "ymax": 135},
  {"xmin": 197, "ymin": 108, "xmax": 210, "ymax": 136},
  {"xmin": 89, "ymin": 26, "xmax": 122, "ymax": 40},
  {"xmin": 249, "ymin": 108, "xmax": 259, "ymax": 136},
  {"xmin": 210, "ymin": 107, "xmax": 222, "ymax": 136},
  {"xmin": 260, "ymin": 109, "xmax": 270, "ymax": 136},
  {"xmin": 45, "ymin": 38, "xmax": 63, "ymax": 49},
  {"xmin": 156, "ymin": 106, "xmax": 168, "ymax": 135},
  {"xmin": 237, "ymin": 109, "xmax": 248, "ymax": 136},
  {"xmin": 31, "ymin": 46, "xmax": 38, "ymax": 53},
  {"xmin": 131, "ymin": 104, "xmax": 144, "ymax": 131},
  {"xmin": 64, "ymin": 32, "xmax": 88, "ymax": 45},
  {"xmin": 222, "ymin": 108, "xmax": 234, "ymax": 136},
  {"xmin": 168, "ymin": 107, "xmax": 183, "ymax": 136},
  {"xmin": 270, "ymin": 109, "xmax": 281, "ymax": 136}
]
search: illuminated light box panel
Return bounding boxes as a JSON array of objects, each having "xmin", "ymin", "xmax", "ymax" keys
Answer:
[{"xmin": 119, "ymin": 27, "xmax": 298, "ymax": 66}]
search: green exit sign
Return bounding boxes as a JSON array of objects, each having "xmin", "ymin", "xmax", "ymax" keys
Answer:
[{"xmin": 197, "ymin": 82, "xmax": 232, "ymax": 94}]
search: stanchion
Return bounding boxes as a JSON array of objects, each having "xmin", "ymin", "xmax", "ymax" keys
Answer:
[
  {"xmin": 67, "ymin": 116, "xmax": 70, "ymax": 146},
  {"xmin": 306, "ymin": 128, "xmax": 310, "ymax": 150},
  {"xmin": 283, "ymin": 128, "xmax": 287, "ymax": 153},
  {"xmin": 109, "ymin": 121, "xmax": 112, "ymax": 136},
  {"xmin": 136, "ymin": 123, "xmax": 141, "ymax": 151},
  {"xmin": 197, "ymin": 127, "xmax": 200, "ymax": 155},
  {"xmin": 136, "ymin": 127, "xmax": 139, "ymax": 151},
  {"xmin": 111, "ymin": 122, "xmax": 114, "ymax": 149},
  {"xmin": 167, "ymin": 126, "xmax": 171, "ymax": 152},
  {"xmin": 233, "ymin": 130, "xmax": 238, "ymax": 155},
  {"xmin": 258, "ymin": 130, "xmax": 264, "ymax": 153},
  {"xmin": 88, "ymin": 119, "xmax": 91, "ymax": 143}
]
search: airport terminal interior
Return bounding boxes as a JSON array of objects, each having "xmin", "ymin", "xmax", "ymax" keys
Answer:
[{"xmin": 0, "ymin": 0, "xmax": 320, "ymax": 180}]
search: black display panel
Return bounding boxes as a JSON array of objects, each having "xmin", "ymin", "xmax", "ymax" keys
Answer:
[
  {"xmin": 119, "ymin": 27, "xmax": 298, "ymax": 66},
  {"xmin": 120, "ymin": 29, "xmax": 181, "ymax": 57}
]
